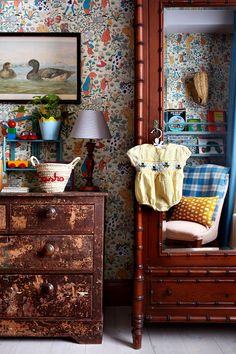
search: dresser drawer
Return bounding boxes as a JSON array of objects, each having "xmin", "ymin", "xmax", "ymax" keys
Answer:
[
  {"xmin": 150, "ymin": 278, "xmax": 236, "ymax": 306},
  {"xmin": 0, "ymin": 274, "xmax": 92, "ymax": 318},
  {"xmin": 0, "ymin": 235, "xmax": 93, "ymax": 271},
  {"xmin": 10, "ymin": 203, "xmax": 94, "ymax": 234}
]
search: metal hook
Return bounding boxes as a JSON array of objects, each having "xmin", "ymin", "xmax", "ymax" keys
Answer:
[{"xmin": 150, "ymin": 127, "xmax": 163, "ymax": 140}]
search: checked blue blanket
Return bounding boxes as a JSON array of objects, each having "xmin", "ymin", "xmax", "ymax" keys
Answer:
[{"xmin": 183, "ymin": 164, "xmax": 230, "ymax": 220}]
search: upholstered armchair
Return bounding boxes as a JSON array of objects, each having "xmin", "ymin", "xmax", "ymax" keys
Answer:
[{"xmin": 163, "ymin": 164, "xmax": 229, "ymax": 247}]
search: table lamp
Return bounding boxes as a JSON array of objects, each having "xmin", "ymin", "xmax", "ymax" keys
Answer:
[{"xmin": 70, "ymin": 110, "xmax": 111, "ymax": 191}]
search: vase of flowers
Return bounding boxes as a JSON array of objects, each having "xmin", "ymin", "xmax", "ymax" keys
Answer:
[
  {"xmin": 31, "ymin": 94, "xmax": 61, "ymax": 140},
  {"xmin": 14, "ymin": 94, "xmax": 74, "ymax": 141}
]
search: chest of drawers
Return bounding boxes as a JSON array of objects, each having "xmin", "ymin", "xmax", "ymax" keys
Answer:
[{"xmin": 0, "ymin": 192, "xmax": 106, "ymax": 344}]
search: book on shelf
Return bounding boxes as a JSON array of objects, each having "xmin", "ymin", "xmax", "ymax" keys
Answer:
[
  {"xmin": 187, "ymin": 118, "xmax": 202, "ymax": 132},
  {"xmin": 198, "ymin": 138, "xmax": 224, "ymax": 155},
  {"xmin": 208, "ymin": 111, "xmax": 226, "ymax": 132},
  {"xmin": 164, "ymin": 109, "xmax": 186, "ymax": 132},
  {"xmin": 1, "ymin": 186, "xmax": 29, "ymax": 193},
  {"xmin": 166, "ymin": 135, "xmax": 198, "ymax": 154}
]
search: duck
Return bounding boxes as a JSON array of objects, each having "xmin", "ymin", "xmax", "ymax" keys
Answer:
[
  {"xmin": 26, "ymin": 59, "xmax": 75, "ymax": 81},
  {"xmin": 0, "ymin": 62, "xmax": 16, "ymax": 79}
]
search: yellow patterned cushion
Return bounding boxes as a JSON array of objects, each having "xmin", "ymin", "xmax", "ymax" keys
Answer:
[{"xmin": 169, "ymin": 196, "xmax": 218, "ymax": 227}]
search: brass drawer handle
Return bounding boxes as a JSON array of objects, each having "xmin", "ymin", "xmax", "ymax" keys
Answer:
[
  {"xmin": 45, "ymin": 207, "xmax": 57, "ymax": 219},
  {"xmin": 41, "ymin": 243, "xmax": 55, "ymax": 257},
  {"xmin": 41, "ymin": 282, "xmax": 54, "ymax": 294}
]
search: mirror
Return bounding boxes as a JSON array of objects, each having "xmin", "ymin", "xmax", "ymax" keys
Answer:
[{"xmin": 162, "ymin": 7, "xmax": 235, "ymax": 252}]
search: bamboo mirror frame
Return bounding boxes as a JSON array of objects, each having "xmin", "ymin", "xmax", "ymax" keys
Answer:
[{"xmin": 134, "ymin": 0, "xmax": 236, "ymax": 269}]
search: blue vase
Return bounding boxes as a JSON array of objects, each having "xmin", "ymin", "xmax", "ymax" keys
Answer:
[{"xmin": 39, "ymin": 118, "xmax": 61, "ymax": 140}]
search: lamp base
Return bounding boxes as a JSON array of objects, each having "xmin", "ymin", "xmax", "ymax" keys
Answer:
[{"xmin": 79, "ymin": 185, "xmax": 99, "ymax": 191}]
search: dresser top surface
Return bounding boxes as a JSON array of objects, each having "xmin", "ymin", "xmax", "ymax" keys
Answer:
[{"xmin": 0, "ymin": 191, "xmax": 108, "ymax": 198}]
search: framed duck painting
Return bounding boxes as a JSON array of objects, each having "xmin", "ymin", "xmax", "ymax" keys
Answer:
[{"xmin": 0, "ymin": 33, "xmax": 80, "ymax": 103}]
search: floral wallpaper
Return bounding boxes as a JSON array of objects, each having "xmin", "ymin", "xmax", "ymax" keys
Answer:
[
  {"xmin": 0, "ymin": 0, "xmax": 135, "ymax": 280},
  {"xmin": 165, "ymin": 32, "xmax": 231, "ymax": 165},
  {"xmin": 165, "ymin": 32, "xmax": 231, "ymax": 113}
]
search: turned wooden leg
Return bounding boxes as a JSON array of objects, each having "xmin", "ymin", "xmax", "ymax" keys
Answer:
[{"xmin": 132, "ymin": 313, "xmax": 144, "ymax": 349}]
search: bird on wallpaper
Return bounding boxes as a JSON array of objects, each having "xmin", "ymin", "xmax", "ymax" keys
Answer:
[
  {"xmin": 101, "ymin": 0, "xmax": 110, "ymax": 16},
  {"xmin": 85, "ymin": 40, "xmax": 94, "ymax": 55},
  {"xmin": 82, "ymin": 72, "xmax": 97, "ymax": 96},
  {"xmin": 96, "ymin": 56, "xmax": 107, "ymax": 67},
  {"xmin": 83, "ymin": 0, "xmax": 94, "ymax": 15},
  {"xmin": 176, "ymin": 34, "xmax": 182, "ymax": 45},
  {"xmin": 185, "ymin": 34, "xmax": 194, "ymax": 54},
  {"xmin": 26, "ymin": 59, "xmax": 75, "ymax": 81},
  {"xmin": 122, "ymin": 26, "xmax": 134, "ymax": 50},
  {"xmin": 12, "ymin": 0, "xmax": 23, "ymax": 16},
  {"xmin": 101, "ymin": 27, "xmax": 111, "ymax": 47},
  {"xmin": 100, "ymin": 77, "xmax": 110, "ymax": 97},
  {"xmin": 0, "ymin": 62, "xmax": 16, "ymax": 79},
  {"xmin": 73, "ymin": 140, "xmax": 84, "ymax": 156},
  {"xmin": 98, "ymin": 156, "xmax": 111, "ymax": 174}
]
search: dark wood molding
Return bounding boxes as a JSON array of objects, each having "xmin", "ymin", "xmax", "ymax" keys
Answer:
[{"xmin": 103, "ymin": 280, "xmax": 132, "ymax": 306}]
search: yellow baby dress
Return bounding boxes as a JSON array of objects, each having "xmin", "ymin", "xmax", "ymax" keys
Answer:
[{"xmin": 127, "ymin": 143, "xmax": 191, "ymax": 211}]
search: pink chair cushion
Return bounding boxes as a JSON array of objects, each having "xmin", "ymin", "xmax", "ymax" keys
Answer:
[{"xmin": 165, "ymin": 220, "xmax": 209, "ymax": 241}]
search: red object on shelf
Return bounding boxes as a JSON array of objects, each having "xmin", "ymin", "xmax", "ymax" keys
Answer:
[
  {"xmin": 8, "ymin": 120, "xmax": 16, "ymax": 128},
  {"xmin": 18, "ymin": 131, "xmax": 29, "ymax": 140},
  {"xmin": 208, "ymin": 111, "xmax": 226, "ymax": 132},
  {"xmin": 28, "ymin": 132, "xmax": 37, "ymax": 140},
  {"xmin": 19, "ymin": 131, "xmax": 38, "ymax": 140},
  {"xmin": 8, "ymin": 163, "xmax": 16, "ymax": 168},
  {"xmin": 18, "ymin": 163, "xmax": 27, "ymax": 168}
]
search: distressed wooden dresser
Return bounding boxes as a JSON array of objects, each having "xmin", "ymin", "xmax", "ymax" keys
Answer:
[{"xmin": 0, "ymin": 192, "xmax": 106, "ymax": 343}]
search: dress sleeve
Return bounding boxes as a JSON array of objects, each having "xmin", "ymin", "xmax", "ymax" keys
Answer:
[
  {"xmin": 179, "ymin": 145, "xmax": 192, "ymax": 162},
  {"xmin": 127, "ymin": 145, "xmax": 143, "ymax": 167}
]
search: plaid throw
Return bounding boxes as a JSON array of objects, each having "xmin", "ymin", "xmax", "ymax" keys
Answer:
[{"xmin": 183, "ymin": 164, "xmax": 230, "ymax": 220}]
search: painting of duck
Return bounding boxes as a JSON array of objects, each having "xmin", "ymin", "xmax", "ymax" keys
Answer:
[
  {"xmin": 0, "ymin": 62, "xmax": 16, "ymax": 79},
  {"xmin": 26, "ymin": 59, "xmax": 75, "ymax": 81}
]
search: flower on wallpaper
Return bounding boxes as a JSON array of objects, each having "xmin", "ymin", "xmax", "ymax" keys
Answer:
[
  {"xmin": 117, "ymin": 162, "xmax": 130, "ymax": 176},
  {"xmin": 111, "ymin": 50, "xmax": 123, "ymax": 71},
  {"xmin": 109, "ymin": 132, "xmax": 121, "ymax": 154},
  {"xmin": 120, "ymin": 0, "xmax": 134, "ymax": 14},
  {"xmin": 120, "ymin": 81, "xmax": 133, "ymax": 96},
  {"xmin": 34, "ymin": 0, "xmax": 50, "ymax": 12},
  {"xmin": 107, "ymin": 214, "xmax": 119, "ymax": 232},
  {"xmin": 116, "ymin": 243, "xmax": 129, "ymax": 257}
]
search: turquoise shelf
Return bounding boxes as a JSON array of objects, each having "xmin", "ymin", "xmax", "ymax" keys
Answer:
[
  {"xmin": 165, "ymin": 131, "xmax": 226, "ymax": 135},
  {"xmin": 5, "ymin": 168, "xmax": 35, "ymax": 172},
  {"xmin": 2, "ymin": 137, "xmax": 63, "ymax": 173},
  {"xmin": 7, "ymin": 139, "xmax": 61, "ymax": 142}
]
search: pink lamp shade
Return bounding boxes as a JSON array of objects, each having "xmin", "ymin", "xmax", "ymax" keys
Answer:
[{"xmin": 70, "ymin": 110, "xmax": 111, "ymax": 139}]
